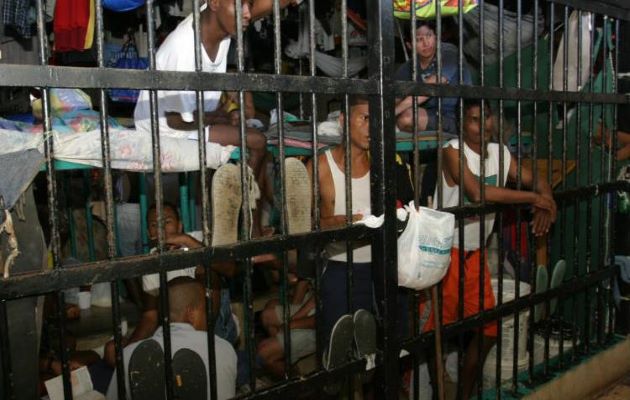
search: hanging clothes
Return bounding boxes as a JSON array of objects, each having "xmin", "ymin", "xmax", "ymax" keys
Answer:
[
  {"xmin": 553, "ymin": 10, "xmax": 593, "ymax": 92},
  {"xmin": 2, "ymin": 0, "xmax": 35, "ymax": 38},
  {"xmin": 53, "ymin": 0, "xmax": 93, "ymax": 52}
]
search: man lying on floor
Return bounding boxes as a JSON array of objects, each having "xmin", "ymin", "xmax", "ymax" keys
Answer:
[{"xmin": 106, "ymin": 277, "xmax": 237, "ymax": 399}]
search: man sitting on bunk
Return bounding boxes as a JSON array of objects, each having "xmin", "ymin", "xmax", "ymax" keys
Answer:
[
  {"xmin": 133, "ymin": 0, "xmax": 269, "ymax": 235},
  {"xmin": 394, "ymin": 20, "xmax": 472, "ymax": 134},
  {"xmin": 103, "ymin": 202, "xmax": 237, "ymax": 367}
]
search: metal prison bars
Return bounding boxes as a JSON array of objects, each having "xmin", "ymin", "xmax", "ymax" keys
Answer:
[{"xmin": 0, "ymin": 0, "xmax": 628, "ymax": 399}]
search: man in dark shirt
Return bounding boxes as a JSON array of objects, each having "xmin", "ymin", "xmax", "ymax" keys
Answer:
[{"xmin": 394, "ymin": 20, "xmax": 472, "ymax": 135}]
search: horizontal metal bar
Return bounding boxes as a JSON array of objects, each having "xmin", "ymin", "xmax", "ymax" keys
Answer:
[
  {"xmin": 402, "ymin": 264, "xmax": 617, "ymax": 355},
  {"xmin": 553, "ymin": 180, "xmax": 630, "ymax": 201},
  {"xmin": 443, "ymin": 180, "xmax": 629, "ymax": 218},
  {"xmin": 390, "ymin": 81, "xmax": 630, "ymax": 104},
  {"xmin": 2, "ymin": 65, "xmax": 627, "ymax": 105},
  {"xmin": 0, "ymin": 65, "xmax": 377, "ymax": 95},
  {"xmin": 0, "ymin": 226, "xmax": 374, "ymax": 300},
  {"xmin": 238, "ymin": 359, "xmax": 365, "ymax": 400},
  {"xmin": 551, "ymin": 0, "xmax": 630, "ymax": 21},
  {"xmin": 8, "ymin": 180, "xmax": 622, "ymax": 300}
]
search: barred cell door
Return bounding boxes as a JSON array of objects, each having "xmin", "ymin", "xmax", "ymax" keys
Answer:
[{"xmin": 0, "ymin": 1, "xmax": 629, "ymax": 400}]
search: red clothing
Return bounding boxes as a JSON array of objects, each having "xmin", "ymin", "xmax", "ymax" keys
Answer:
[
  {"xmin": 422, "ymin": 247, "xmax": 497, "ymax": 337},
  {"xmin": 54, "ymin": 0, "xmax": 91, "ymax": 52}
]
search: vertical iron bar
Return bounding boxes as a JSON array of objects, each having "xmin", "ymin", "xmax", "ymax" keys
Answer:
[
  {"xmin": 585, "ymin": 11, "xmax": 596, "ymax": 355},
  {"xmin": 597, "ymin": 15, "xmax": 609, "ymax": 347},
  {"xmin": 94, "ymin": 0, "xmax": 126, "ymax": 396},
  {"xmin": 528, "ymin": 0, "xmax": 540, "ymax": 383},
  {"xmin": 408, "ymin": 3, "xmax": 420, "ymax": 395},
  {"xmin": 144, "ymin": 0, "xmax": 173, "ymax": 397},
  {"xmin": 511, "ymin": 0, "xmax": 523, "ymax": 392},
  {"xmin": 341, "ymin": 0, "xmax": 354, "ymax": 391},
  {"xmin": 544, "ymin": 1, "xmax": 555, "ymax": 373},
  {"xmin": 271, "ymin": 0, "xmax": 293, "ymax": 379},
  {"xmin": 35, "ymin": 0, "xmax": 71, "ymax": 396},
  {"xmin": 411, "ymin": 0, "xmax": 420, "ymax": 394},
  {"xmin": 435, "ymin": 0, "xmax": 444, "ymax": 211},
  {"xmin": 366, "ymin": 0, "xmax": 397, "ymax": 397},
  {"xmin": 0, "ymin": 301, "xmax": 13, "ymax": 398},
  {"xmin": 557, "ymin": 4, "xmax": 570, "ymax": 369},
  {"xmin": 339, "ymin": 2, "xmax": 356, "ymax": 393},
  {"xmin": 496, "ymin": 0, "xmax": 505, "ymax": 393},
  {"xmin": 572, "ymin": 8, "xmax": 583, "ymax": 364},
  {"xmin": 239, "ymin": 0, "xmax": 254, "ymax": 388},
  {"xmin": 608, "ymin": 18, "xmax": 620, "ymax": 341},
  {"xmin": 455, "ymin": 0, "xmax": 470, "ymax": 394},
  {"xmin": 476, "ymin": 1, "xmax": 486, "ymax": 398},
  {"xmin": 190, "ymin": 0, "xmax": 217, "ymax": 397},
  {"xmin": 307, "ymin": 0, "xmax": 324, "ymax": 372}
]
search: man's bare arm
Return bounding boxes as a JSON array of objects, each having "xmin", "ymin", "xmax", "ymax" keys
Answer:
[
  {"xmin": 442, "ymin": 146, "xmax": 554, "ymax": 210},
  {"xmin": 165, "ymin": 110, "xmax": 232, "ymax": 131},
  {"xmin": 251, "ymin": 0, "xmax": 298, "ymax": 20},
  {"xmin": 306, "ymin": 154, "xmax": 363, "ymax": 229}
]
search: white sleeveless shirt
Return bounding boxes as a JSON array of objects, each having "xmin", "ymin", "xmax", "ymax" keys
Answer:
[
  {"xmin": 434, "ymin": 139, "xmax": 511, "ymax": 251},
  {"xmin": 324, "ymin": 150, "xmax": 372, "ymax": 263}
]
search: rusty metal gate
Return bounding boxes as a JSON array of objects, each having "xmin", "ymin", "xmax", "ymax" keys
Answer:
[{"xmin": 0, "ymin": 0, "xmax": 629, "ymax": 399}]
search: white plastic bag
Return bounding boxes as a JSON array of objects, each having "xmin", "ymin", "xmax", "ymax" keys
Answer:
[{"xmin": 397, "ymin": 201, "xmax": 455, "ymax": 290}]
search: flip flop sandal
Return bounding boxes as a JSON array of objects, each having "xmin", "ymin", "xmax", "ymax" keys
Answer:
[
  {"xmin": 128, "ymin": 339, "xmax": 166, "ymax": 400},
  {"xmin": 549, "ymin": 259, "xmax": 567, "ymax": 316},
  {"xmin": 353, "ymin": 309, "xmax": 377, "ymax": 383},
  {"xmin": 172, "ymin": 348, "xmax": 207, "ymax": 400},
  {"xmin": 284, "ymin": 158, "xmax": 311, "ymax": 235},
  {"xmin": 534, "ymin": 265, "xmax": 549, "ymax": 324},
  {"xmin": 323, "ymin": 314, "xmax": 354, "ymax": 395},
  {"xmin": 212, "ymin": 163, "xmax": 242, "ymax": 246}
]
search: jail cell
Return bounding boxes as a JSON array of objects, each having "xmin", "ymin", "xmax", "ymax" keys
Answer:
[{"xmin": 0, "ymin": 1, "xmax": 628, "ymax": 400}]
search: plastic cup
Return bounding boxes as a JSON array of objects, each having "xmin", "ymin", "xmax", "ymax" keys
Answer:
[{"xmin": 77, "ymin": 291, "xmax": 91, "ymax": 310}]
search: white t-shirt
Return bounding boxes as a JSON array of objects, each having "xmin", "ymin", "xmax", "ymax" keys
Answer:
[
  {"xmin": 106, "ymin": 323, "xmax": 237, "ymax": 400},
  {"xmin": 434, "ymin": 139, "xmax": 511, "ymax": 251},
  {"xmin": 142, "ymin": 231, "xmax": 202, "ymax": 294},
  {"xmin": 133, "ymin": 11, "xmax": 231, "ymax": 139}
]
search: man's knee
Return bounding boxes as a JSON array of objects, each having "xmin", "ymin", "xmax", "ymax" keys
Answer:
[
  {"xmin": 397, "ymin": 109, "xmax": 413, "ymax": 131},
  {"xmin": 257, "ymin": 338, "xmax": 280, "ymax": 360},
  {"xmin": 483, "ymin": 334, "xmax": 497, "ymax": 348},
  {"xmin": 261, "ymin": 304, "xmax": 278, "ymax": 329},
  {"xmin": 246, "ymin": 128, "xmax": 266, "ymax": 150}
]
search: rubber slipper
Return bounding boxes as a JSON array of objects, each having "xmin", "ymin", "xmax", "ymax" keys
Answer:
[
  {"xmin": 534, "ymin": 265, "xmax": 548, "ymax": 324},
  {"xmin": 212, "ymin": 163, "xmax": 242, "ymax": 246},
  {"xmin": 172, "ymin": 348, "xmax": 207, "ymax": 400},
  {"xmin": 128, "ymin": 339, "xmax": 166, "ymax": 400},
  {"xmin": 284, "ymin": 158, "xmax": 311, "ymax": 235},
  {"xmin": 353, "ymin": 309, "xmax": 377, "ymax": 383},
  {"xmin": 549, "ymin": 260, "xmax": 567, "ymax": 316},
  {"xmin": 323, "ymin": 314, "xmax": 354, "ymax": 395}
]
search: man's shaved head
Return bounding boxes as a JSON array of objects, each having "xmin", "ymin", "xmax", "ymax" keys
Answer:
[{"xmin": 168, "ymin": 277, "xmax": 206, "ymax": 324}]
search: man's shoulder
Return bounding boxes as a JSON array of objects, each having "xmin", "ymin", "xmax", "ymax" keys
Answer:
[
  {"xmin": 444, "ymin": 138, "xmax": 461, "ymax": 150},
  {"xmin": 394, "ymin": 60, "xmax": 413, "ymax": 79},
  {"xmin": 440, "ymin": 42, "xmax": 459, "ymax": 58},
  {"xmin": 156, "ymin": 18, "xmax": 193, "ymax": 64}
]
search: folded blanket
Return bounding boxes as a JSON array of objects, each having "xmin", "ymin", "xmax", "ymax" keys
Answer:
[
  {"xmin": 266, "ymin": 122, "xmax": 342, "ymax": 145},
  {"xmin": 0, "ymin": 128, "xmax": 234, "ymax": 172}
]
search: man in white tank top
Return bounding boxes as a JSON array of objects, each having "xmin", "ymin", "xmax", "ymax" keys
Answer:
[
  {"xmin": 306, "ymin": 95, "xmax": 373, "ymax": 342},
  {"xmin": 427, "ymin": 99, "xmax": 557, "ymax": 399},
  {"xmin": 306, "ymin": 95, "xmax": 414, "ymax": 367}
]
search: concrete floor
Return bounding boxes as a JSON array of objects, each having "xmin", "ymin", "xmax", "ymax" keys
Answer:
[{"xmin": 591, "ymin": 373, "xmax": 630, "ymax": 400}]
